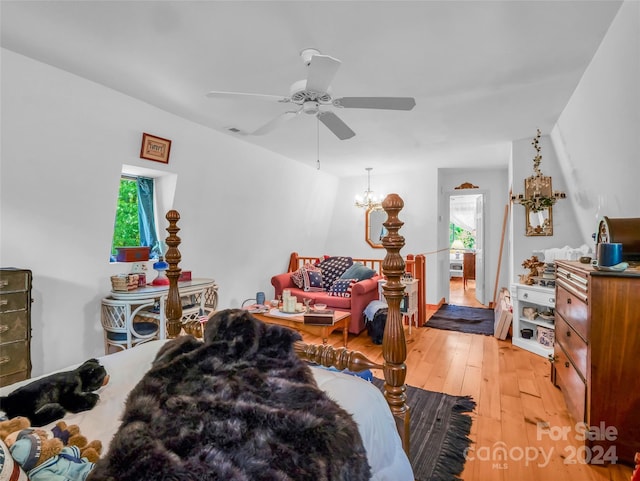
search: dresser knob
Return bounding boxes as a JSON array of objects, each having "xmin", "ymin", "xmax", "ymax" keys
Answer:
[
  {"xmin": 567, "ymin": 298, "xmax": 572, "ymax": 304},
  {"xmin": 566, "ymin": 331, "xmax": 571, "ymax": 337},
  {"xmin": 565, "ymin": 362, "xmax": 570, "ymax": 368},
  {"xmin": 0, "ymin": 356, "xmax": 9, "ymax": 365},
  {"xmin": 0, "ymin": 325, "xmax": 8, "ymax": 333},
  {"xmin": 523, "ymin": 293, "xmax": 528, "ymax": 299}
]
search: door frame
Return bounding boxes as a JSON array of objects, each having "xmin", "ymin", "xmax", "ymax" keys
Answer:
[{"xmin": 444, "ymin": 189, "xmax": 487, "ymax": 306}]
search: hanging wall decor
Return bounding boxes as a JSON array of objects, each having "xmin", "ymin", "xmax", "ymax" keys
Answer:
[
  {"xmin": 511, "ymin": 129, "xmax": 565, "ymax": 236},
  {"xmin": 140, "ymin": 132, "xmax": 172, "ymax": 164}
]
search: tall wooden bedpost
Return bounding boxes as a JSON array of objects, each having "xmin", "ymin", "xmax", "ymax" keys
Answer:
[
  {"xmin": 380, "ymin": 193, "xmax": 410, "ymax": 455},
  {"xmin": 164, "ymin": 210, "xmax": 182, "ymax": 338}
]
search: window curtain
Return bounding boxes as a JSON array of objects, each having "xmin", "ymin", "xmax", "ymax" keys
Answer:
[
  {"xmin": 450, "ymin": 196, "xmax": 477, "ymax": 233},
  {"xmin": 136, "ymin": 177, "xmax": 161, "ymax": 258}
]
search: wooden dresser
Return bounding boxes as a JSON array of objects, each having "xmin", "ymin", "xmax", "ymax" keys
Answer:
[
  {"xmin": 0, "ymin": 269, "xmax": 32, "ymax": 387},
  {"xmin": 553, "ymin": 260, "xmax": 640, "ymax": 464}
]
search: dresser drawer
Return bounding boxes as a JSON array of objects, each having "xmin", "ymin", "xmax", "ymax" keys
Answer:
[
  {"xmin": 0, "ymin": 291, "xmax": 30, "ymax": 314},
  {"xmin": 0, "ymin": 340, "xmax": 30, "ymax": 379},
  {"xmin": 516, "ymin": 288, "xmax": 555, "ymax": 307},
  {"xmin": 0, "ymin": 311, "xmax": 29, "ymax": 343},
  {"xmin": 555, "ymin": 285, "xmax": 588, "ymax": 341},
  {"xmin": 0, "ymin": 270, "xmax": 31, "ymax": 293},
  {"xmin": 554, "ymin": 343, "xmax": 586, "ymax": 423},
  {"xmin": 556, "ymin": 266, "xmax": 588, "ymax": 302},
  {"xmin": 555, "ymin": 313, "xmax": 587, "ymax": 379}
]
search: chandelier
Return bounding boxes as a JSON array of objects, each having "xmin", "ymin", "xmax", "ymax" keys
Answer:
[
  {"xmin": 354, "ymin": 167, "xmax": 383, "ymax": 210},
  {"xmin": 511, "ymin": 129, "xmax": 566, "ymax": 213}
]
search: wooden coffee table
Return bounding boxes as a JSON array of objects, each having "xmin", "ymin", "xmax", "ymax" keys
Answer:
[{"xmin": 251, "ymin": 309, "xmax": 350, "ymax": 347}]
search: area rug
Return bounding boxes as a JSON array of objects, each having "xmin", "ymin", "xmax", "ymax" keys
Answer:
[
  {"xmin": 423, "ymin": 304, "xmax": 494, "ymax": 336},
  {"xmin": 372, "ymin": 378, "xmax": 475, "ymax": 481}
]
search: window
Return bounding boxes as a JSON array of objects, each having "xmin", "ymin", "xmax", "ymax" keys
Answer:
[{"xmin": 110, "ymin": 175, "xmax": 161, "ymax": 261}]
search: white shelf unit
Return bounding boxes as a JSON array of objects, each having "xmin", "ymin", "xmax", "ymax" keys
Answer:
[{"xmin": 511, "ymin": 283, "xmax": 555, "ymax": 358}]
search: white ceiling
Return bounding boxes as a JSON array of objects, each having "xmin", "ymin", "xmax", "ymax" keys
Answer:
[{"xmin": 1, "ymin": 1, "xmax": 622, "ymax": 177}]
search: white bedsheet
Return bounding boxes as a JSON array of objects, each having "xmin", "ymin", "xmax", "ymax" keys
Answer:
[{"xmin": 1, "ymin": 340, "xmax": 413, "ymax": 481}]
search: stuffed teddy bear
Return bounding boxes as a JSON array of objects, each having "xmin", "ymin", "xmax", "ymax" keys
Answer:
[
  {"xmin": 0, "ymin": 417, "xmax": 102, "ymax": 463},
  {"xmin": 0, "ymin": 359, "xmax": 109, "ymax": 426},
  {"xmin": 0, "ymin": 416, "xmax": 30, "ymax": 440},
  {"xmin": 54, "ymin": 421, "xmax": 102, "ymax": 463},
  {"xmin": 8, "ymin": 428, "xmax": 96, "ymax": 481}
]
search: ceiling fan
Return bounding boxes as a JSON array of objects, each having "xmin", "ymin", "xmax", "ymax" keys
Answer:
[{"xmin": 206, "ymin": 48, "xmax": 416, "ymax": 140}]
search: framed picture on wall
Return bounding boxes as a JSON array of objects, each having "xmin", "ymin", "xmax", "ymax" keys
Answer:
[{"xmin": 140, "ymin": 133, "xmax": 172, "ymax": 164}]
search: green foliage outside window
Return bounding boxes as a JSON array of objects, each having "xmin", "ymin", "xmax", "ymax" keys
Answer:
[
  {"xmin": 449, "ymin": 223, "xmax": 475, "ymax": 250},
  {"xmin": 111, "ymin": 178, "xmax": 140, "ymax": 255}
]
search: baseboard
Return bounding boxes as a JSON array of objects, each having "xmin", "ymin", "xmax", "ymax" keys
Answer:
[{"xmin": 426, "ymin": 298, "xmax": 446, "ymax": 310}]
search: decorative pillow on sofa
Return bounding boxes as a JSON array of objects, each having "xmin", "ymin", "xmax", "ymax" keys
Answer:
[
  {"xmin": 318, "ymin": 256, "xmax": 353, "ymax": 290},
  {"xmin": 339, "ymin": 262, "xmax": 377, "ymax": 281},
  {"xmin": 0, "ymin": 438, "xmax": 28, "ymax": 481},
  {"xmin": 302, "ymin": 267, "xmax": 324, "ymax": 292},
  {"xmin": 328, "ymin": 278, "xmax": 358, "ymax": 298},
  {"xmin": 291, "ymin": 263, "xmax": 317, "ymax": 289}
]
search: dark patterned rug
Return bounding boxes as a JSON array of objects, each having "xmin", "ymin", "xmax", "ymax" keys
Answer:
[
  {"xmin": 372, "ymin": 378, "xmax": 475, "ymax": 481},
  {"xmin": 423, "ymin": 304, "xmax": 494, "ymax": 336}
]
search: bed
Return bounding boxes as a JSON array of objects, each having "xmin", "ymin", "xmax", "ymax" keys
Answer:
[{"xmin": 0, "ymin": 194, "xmax": 414, "ymax": 481}]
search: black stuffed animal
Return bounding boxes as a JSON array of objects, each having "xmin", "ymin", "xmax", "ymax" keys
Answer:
[{"xmin": 0, "ymin": 359, "xmax": 109, "ymax": 426}]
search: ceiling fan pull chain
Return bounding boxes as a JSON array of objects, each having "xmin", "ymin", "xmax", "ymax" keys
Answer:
[{"xmin": 316, "ymin": 115, "xmax": 321, "ymax": 170}]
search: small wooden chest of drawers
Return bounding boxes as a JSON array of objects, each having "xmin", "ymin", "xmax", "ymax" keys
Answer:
[
  {"xmin": 553, "ymin": 260, "xmax": 640, "ymax": 464},
  {"xmin": 0, "ymin": 269, "xmax": 32, "ymax": 387}
]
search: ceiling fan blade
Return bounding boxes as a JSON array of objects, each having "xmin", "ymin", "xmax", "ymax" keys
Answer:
[
  {"xmin": 333, "ymin": 97, "xmax": 416, "ymax": 110},
  {"xmin": 250, "ymin": 110, "xmax": 300, "ymax": 136},
  {"xmin": 306, "ymin": 55, "xmax": 341, "ymax": 93},
  {"xmin": 206, "ymin": 91, "xmax": 290, "ymax": 103},
  {"xmin": 317, "ymin": 111, "xmax": 355, "ymax": 140}
]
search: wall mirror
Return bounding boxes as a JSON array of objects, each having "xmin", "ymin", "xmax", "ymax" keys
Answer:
[
  {"xmin": 365, "ymin": 208, "xmax": 387, "ymax": 248},
  {"xmin": 526, "ymin": 206, "xmax": 553, "ymax": 236}
]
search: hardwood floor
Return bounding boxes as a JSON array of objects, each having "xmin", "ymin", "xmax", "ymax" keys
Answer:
[{"xmin": 298, "ymin": 281, "xmax": 633, "ymax": 481}]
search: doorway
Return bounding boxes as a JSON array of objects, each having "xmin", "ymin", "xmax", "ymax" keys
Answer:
[{"xmin": 449, "ymin": 193, "xmax": 486, "ymax": 307}]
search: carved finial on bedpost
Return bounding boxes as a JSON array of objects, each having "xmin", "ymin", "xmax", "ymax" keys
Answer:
[
  {"xmin": 165, "ymin": 210, "xmax": 182, "ymax": 338},
  {"xmin": 380, "ymin": 193, "xmax": 411, "ymax": 456}
]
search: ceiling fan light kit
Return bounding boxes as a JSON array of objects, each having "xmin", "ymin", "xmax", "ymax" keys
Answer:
[{"xmin": 206, "ymin": 48, "xmax": 416, "ymax": 139}]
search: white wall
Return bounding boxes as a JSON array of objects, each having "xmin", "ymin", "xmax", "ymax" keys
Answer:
[
  {"xmin": 0, "ymin": 49, "xmax": 338, "ymax": 376},
  {"xmin": 551, "ymin": 0, "xmax": 640, "ymax": 245}
]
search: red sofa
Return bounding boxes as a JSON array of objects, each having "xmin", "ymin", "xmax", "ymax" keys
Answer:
[{"xmin": 271, "ymin": 272, "xmax": 382, "ymax": 334}]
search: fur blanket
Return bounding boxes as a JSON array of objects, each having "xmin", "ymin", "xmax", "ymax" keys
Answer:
[{"xmin": 88, "ymin": 309, "xmax": 371, "ymax": 481}]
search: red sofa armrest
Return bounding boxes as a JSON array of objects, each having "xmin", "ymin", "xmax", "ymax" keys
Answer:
[
  {"xmin": 351, "ymin": 275, "xmax": 382, "ymax": 296},
  {"xmin": 271, "ymin": 272, "xmax": 295, "ymax": 297},
  {"xmin": 348, "ymin": 275, "xmax": 382, "ymax": 334}
]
